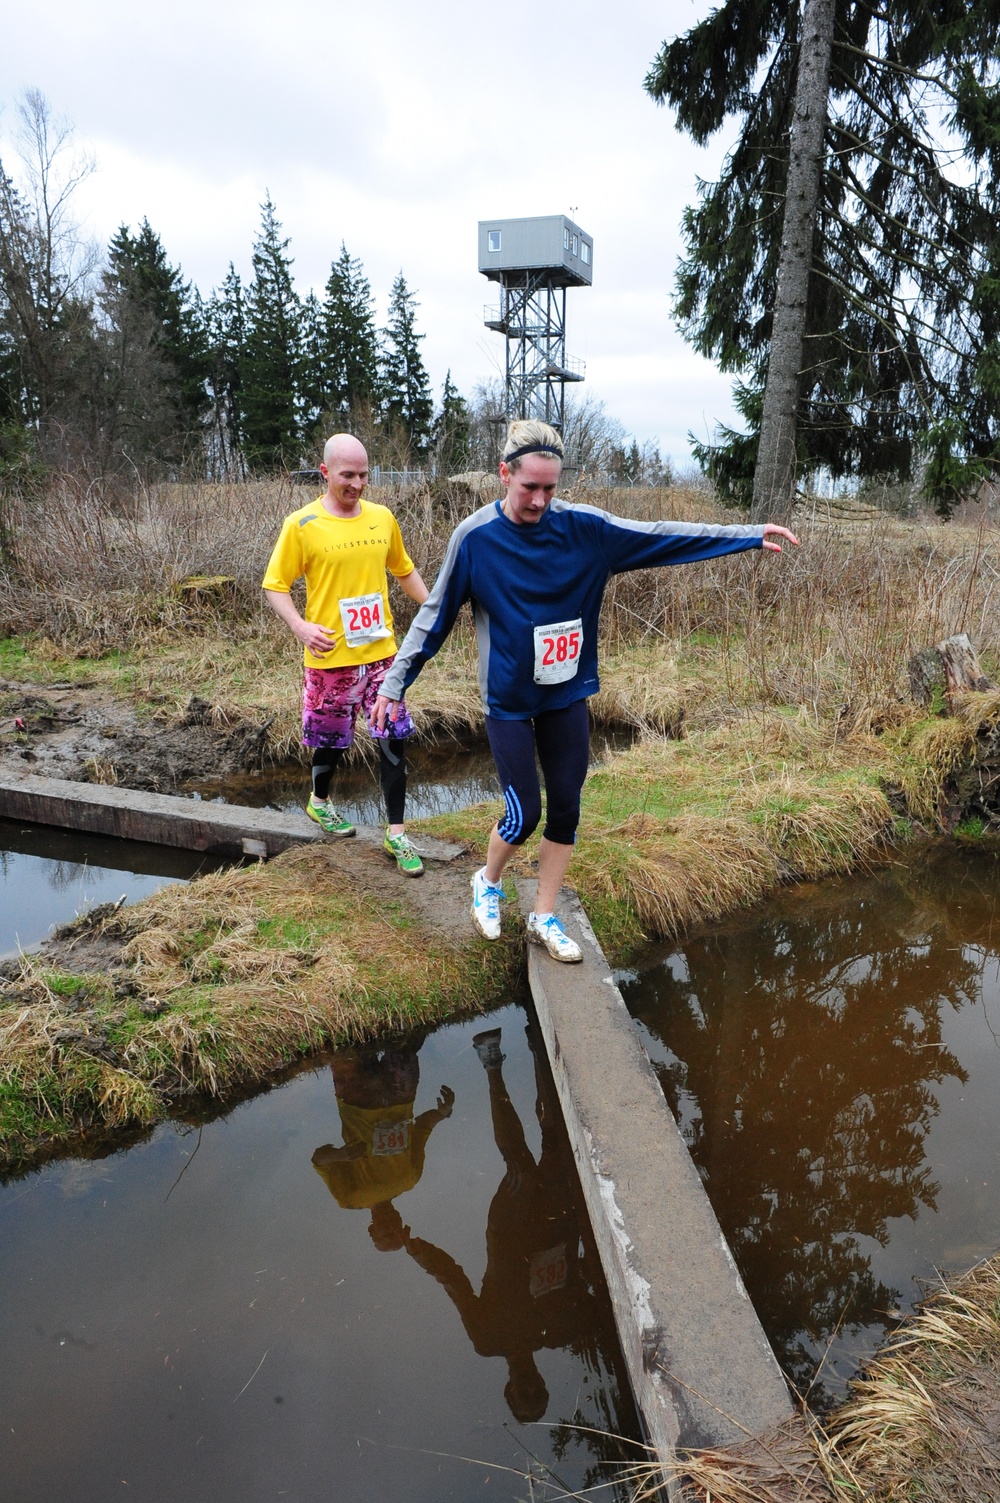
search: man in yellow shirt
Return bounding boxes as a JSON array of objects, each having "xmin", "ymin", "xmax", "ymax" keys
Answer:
[{"xmin": 263, "ymin": 433, "xmax": 429, "ymax": 874}]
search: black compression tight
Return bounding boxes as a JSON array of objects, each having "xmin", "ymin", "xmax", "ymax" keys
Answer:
[
  {"xmin": 310, "ymin": 741, "xmax": 408, "ymax": 825},
  {"xmin": 378, "ymin": 737, "xmax": 408, "ymax": 826},
  {"xmin": 486, "ymin": 700, "xmax": 590, "ymax": 847}
]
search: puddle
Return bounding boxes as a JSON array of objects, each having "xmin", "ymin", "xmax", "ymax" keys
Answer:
[
  {"xmin": 617, "ymin": 843, "xmax": 1000, "ymax": 1410},
  {"xmin": 188, "ymin": 728, "xmax": 635, "ymax": 828},
  {"xmin": 0, "ymin": 819, "xmax": 230, "ymax": 957},
  {"xmin": 0, "ymin": 997, "xmax": 641, "ymax": 1502}
]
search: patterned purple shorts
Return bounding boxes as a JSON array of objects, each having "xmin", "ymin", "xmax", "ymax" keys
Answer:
[{"xmin": 302, "ymin": 656, "xmax": 415, "ymax": 750}]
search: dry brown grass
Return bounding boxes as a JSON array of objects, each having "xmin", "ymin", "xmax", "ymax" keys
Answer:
[
  {"xmin": 822, "ymin": 1256, "xmax": 1000, "ymax": 1502},
  {"xmin": 0, "ymin": 843, "xmax": 518, "ymax": 1166},
  {"xmin": 602, "ymin": 1254, "xmax": 1000, "ymax": 1503},
  {"xmin": 567, "ymin": 723, "xmax": 897, "ymax": 943}
]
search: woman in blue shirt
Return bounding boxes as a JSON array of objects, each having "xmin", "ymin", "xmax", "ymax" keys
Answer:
[{"xmin": 376, "ymin": 421, "xmax": 798, "ymax": 962}]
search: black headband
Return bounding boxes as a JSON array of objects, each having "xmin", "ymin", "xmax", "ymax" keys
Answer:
[{"xmin": 503, "ymin": 442, "xmax": 563, "ymax": 464}]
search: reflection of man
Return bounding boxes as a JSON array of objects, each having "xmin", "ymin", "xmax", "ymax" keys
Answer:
[
  {"xmin": 404, "ymin": 1025, "xmax": 590, "ymax": 1422},
  {"xmin": 312, "ymin": 1041, "xmax": 453, "ymax": 1251}
]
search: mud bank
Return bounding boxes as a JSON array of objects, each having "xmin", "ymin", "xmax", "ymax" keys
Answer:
[{"xmin": 0, "ymin": 680, "xmax": 272, "ymax": 791}]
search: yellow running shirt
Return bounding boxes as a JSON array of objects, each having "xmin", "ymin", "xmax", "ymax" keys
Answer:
[
  {"xmin": 262, "ymin": 497, "xmax": 415, "ymax": 670},
  {"xmin": 313, "ymin": 1101, "xmax": 436, "ymax": 1209}
]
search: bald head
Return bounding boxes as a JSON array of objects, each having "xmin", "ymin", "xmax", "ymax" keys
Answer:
[
  {"xmin": 323, "ymin": 432, "xmax": 368, "ymax": 469},
  {"xmin": 320, "ymin": 433, "xmax": 369, "ymax": 516}
]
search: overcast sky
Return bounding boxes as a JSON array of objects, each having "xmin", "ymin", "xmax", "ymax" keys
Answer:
[{"xmin": 2, "ymin": 0, "xmax": 742, "ymax": 465}]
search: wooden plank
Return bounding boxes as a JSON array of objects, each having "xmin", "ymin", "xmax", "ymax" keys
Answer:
[
  {"xmin": 518, "ymin": 879, "xmax": 793, "ymax": 1483},
  {"xmin": 0, "ymin": 773, "xmax": 467, "ymax": 862}
]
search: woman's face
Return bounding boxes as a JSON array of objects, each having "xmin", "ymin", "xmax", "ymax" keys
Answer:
[{"xmin": 499, "ymin": 453, "xmax": 562, "ymax": 525}]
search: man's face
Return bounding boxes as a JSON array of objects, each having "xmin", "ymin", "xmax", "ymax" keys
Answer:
[
  {"xmin": 321, "ymin": 450, "xmax": 368, "ymax": 510},
  {"xmin": 499, "ymin": 454, "xmax": 562, "ymax": 525}
]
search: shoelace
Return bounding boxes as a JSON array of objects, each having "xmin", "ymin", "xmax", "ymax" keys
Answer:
[{"xmin": 479, "ymin": 881, "xmax": 503, "ymax": 918}]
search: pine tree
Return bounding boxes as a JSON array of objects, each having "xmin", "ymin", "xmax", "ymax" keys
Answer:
[
  {"xmin": 104, "ymin": 219, "xmax": 209, "ymax": 464},
  {"xmin": 646, "ymin": 2, "xmax": 1000, "ymax": 517},
  {"xmin": 241, "ymin": 195, "xmax": 303, "ymax": 472},
  {"xmin": 307, "ymin": 243, "xmax": 379, "ymax": 430},
  {"xmin": 205, "ymin": 265, "xmax": 247, "ymax": 477},
  {"xmin": 380, "ymin": 272, "xmax": 433, "ymax": 458},
  {"xmin": 431, "ymin": 370, "xmax": 470, "ymax": 474}
]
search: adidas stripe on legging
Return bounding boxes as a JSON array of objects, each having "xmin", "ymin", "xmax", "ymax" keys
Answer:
[{"xmin": 485, "ymin": 699, "xmax": 590, "ymax": 847}]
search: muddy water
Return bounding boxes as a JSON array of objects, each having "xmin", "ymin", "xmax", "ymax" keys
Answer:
[
  {"xmin": 618, "ymin": 843, "xmax": 1000, "ymax": 1412},
  {"xmin": 0, "ymin": 998, "xmax": 640, "ymax": 1503},
  {"xmin": 0, "ymin": 818, "xmax": 230, "ymax": 957},
  {"xmin": 189, "ymin": 729, "xmax": 634, "ymax": 828}
]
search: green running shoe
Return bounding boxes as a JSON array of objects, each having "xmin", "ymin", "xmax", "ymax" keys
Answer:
[
  {"xmin": 306, "ymin": 795, "xmax": 355, "ymax": 837},
  {"xmin": 383, "ymin": 828, "xmax": 424, "ymax": 877}
]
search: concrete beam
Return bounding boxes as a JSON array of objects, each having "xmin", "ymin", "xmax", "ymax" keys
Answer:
[
  {"xmin": 0, "ymin": 773, "xmax": 466, "ymax": 862},
  {"xmin": 517, "ymin": 881, "xmax": 792, "ymax": 1480}
]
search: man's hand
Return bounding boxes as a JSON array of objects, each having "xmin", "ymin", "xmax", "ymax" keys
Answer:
[
  {"xmin": 373, "ymin": 693, "xmax": 400, "ymax": 732},
  {"xmin": 264, "ymin": 589, "xmax": 337, "ymax": 655},
  {"xmin": 761, "ymin": 524, "xmax": 800, "ymax": 553},
  {"xmin": 436, "ymin": 1085, "xmax": 455, "ymax": 1119},
  {"xmin": 297, "ymin": 620, "xmax": 337, "ymax": 656}
]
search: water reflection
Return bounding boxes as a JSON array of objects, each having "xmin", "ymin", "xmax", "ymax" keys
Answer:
[
  {"xmin": 405, "ymin": 1025, "xmax": 590, "ymax": 1424},
  {"xmin": 0, "ymin": 818, "xmax": 227, "ymax": 956},
  {"xmin": 312, "ymin": 1035, "xmax": 453, "ymax": 1248},
  {"xmin": 619, "ymin": 848, "xmax": 1000, "ymax": 1409},
  {"xmin": 0, "ymin": 1002, "xmax": 639, "ymax": 1502},
  {"xmin": 311, "ymin": 1021, "xmax": 619, "ymax": 1433}
]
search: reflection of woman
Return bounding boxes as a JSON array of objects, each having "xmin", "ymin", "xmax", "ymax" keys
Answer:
[
  {"xmin": 311, "ymin": 1043, "xmax": 453, "ymax": 1251},
  {"xmin": 404, "ymin": 1026, "xmax": 589, "ymax": 1423}
]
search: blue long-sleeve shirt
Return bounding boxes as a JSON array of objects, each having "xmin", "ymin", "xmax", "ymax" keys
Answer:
[{"xmin": 380, "ymin": 499, "xmax": 766, "ymax": 720}]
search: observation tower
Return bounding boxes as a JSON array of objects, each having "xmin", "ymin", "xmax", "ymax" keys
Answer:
[{"xmin": 478, "ymin": 214, "xmax": 592, "ymax": 433}]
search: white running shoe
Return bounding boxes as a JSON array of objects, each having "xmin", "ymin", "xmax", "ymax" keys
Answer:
[
  {"xmin": 526, "ymin": 912, "xmax": 583, "ymax": 964},
  {"xmin": 470, "ymin": 867, "xmax": 505, "ymax": 940}
]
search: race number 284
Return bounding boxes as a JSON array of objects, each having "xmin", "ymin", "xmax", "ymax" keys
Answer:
[{"xmin": 533, "ymin": 618, "xmax": 583, "ymax": 685}]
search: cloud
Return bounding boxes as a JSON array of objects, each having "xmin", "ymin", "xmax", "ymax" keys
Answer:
[{"xmin": 1, "ymin": 0, "xmax": 742, "ymax": 460}]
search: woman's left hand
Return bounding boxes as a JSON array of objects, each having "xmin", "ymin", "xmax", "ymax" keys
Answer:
[{"xmin": 762, "ymin": 524, "xmax": 800, "ymax": 552}]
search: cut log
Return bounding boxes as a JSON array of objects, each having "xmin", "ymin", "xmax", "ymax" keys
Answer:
[
  {"xmin": 907, "ymin": 633, "xmax": 996, "ymax": 712},
  {"xmin": 175, "ymin": 575, "xmax": 236, "ymax": 611}
]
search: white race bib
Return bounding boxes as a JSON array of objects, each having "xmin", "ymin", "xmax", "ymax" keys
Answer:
[
  {"xmin": 533, "ymin": 619, "xmax": 583, "ymax": 685},
  {"xmin": 339, "ymin": 592, "xmax": 392, "ymax": 648},
  {"xmin": 529, "ymin": 1243, "xmax": 568, "ymax": 1299},
  {"xmin": 372, "ymin": 1120, "xmax": 410, "ymax": 1157}
]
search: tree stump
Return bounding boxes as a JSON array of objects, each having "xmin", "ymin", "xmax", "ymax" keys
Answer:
[
  {"xmin": 907, "ymin": 633, "xmax": 996, "ymax": 712},
  {"xmin": 175, "ymin": 575, "xmax": 236, "ymax": 613}
]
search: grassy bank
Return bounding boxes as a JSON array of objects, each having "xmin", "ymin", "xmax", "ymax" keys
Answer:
[
  {"xmin": 0, "ymin": 842, "xmax": 521, "ymax": 1171},
  {"xmin": 618, "ymin": 1252, "xmax": 1000, "ymax": 1502}
]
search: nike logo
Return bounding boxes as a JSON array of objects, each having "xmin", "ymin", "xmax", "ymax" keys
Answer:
[{"xmin": 369, "ymin": 525, "xmax": 378, "ymax": 530}]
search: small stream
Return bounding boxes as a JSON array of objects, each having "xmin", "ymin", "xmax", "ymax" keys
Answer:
[
  {"xmin": 0, "ymin": 998, "xmax": 640, "ymax": 1502},
  {"xmin": 617, "ymin": 842, "xmax": 1000, "ymax": 1411},
  {"xmin": 184, "ymin": 729, "xmax": 634, "ymax": 830},
  {"xmin": 9, "ymin": 745, "xmax": 1000, "ymax": 1478},
  {"xmin": 0, "ymin": 819, "xmax": 228, "ymax": 958}
]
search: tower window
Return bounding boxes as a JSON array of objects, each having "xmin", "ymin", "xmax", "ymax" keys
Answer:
[
  {"xmin": 581, "ymin": 241, "xmax": 591, "ymax": 265},
  {"xmin": 563, "ymin": 227, "xmax": 570, "ymax": 249},
  {"xmin": 488, "ymin": 230, "xmax": 502, "ymax": 252},
  {"xmin": 572, "ymin": 235, "xmax": 579, "ymax": 256}
]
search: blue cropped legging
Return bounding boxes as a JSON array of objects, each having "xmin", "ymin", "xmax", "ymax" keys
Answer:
[{"xmin": 485, "ymin": 699, "xmax": 591, "ymax": 848}]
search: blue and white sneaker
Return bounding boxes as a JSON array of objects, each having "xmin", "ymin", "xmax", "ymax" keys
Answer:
[
  {"xmin": 470, "ymin": 867, "xmax": 505, "ymax": 941},
  {"xmin": 526, "ymin": 912, "xmax": 582, "ymax": 964}
]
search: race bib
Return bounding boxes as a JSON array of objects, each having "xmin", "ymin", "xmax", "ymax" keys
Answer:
[
  {"xmin": 339, "ymin": 592, "xmax": 392, "ymax": 648},
  {"xmin": 372, "ymin": 1120, "xmax": 410, "ymax": 1157},
  {"xmin": 529, "ymin": 1243, "xmax": 568, "ymax": 1299},
  {"xmin": 533, "ymin": 619, "xmax": 583, "ymax": 685}
]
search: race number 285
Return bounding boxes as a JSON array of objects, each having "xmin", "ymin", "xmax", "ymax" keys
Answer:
[{"xmin": 533, "ymin": 618, "xmax": 583, "ymax": 685}]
